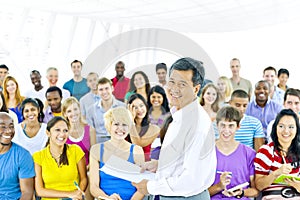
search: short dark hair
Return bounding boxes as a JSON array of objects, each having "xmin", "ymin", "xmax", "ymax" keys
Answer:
[
  {"xmin": 30, "ymin": 70, "xmax": 41, "ymax": 76},
  {"xmin": 263, "ymin": 66, "xmax": 277, "ymax": 74},
  {"xmin": 0, "ymin": 64, "xmax": 9, "ymax": 71},
  {"xmin": 45, "ymin": 86, "xmax": 62, "ymax": 98},
  {"xmin": 284, "ymin": 88, "xmax": 300, "ymax": 102},
  {"xmin": 169, "ymin": 57, "xmax": 205, "ymax": 86},
  {"xmin": 216, "ymin": 106, "xmax": 242, "ymax": 126},
  {"xmin": 231, "ymin": 89, "xmax": 249, "ymax": 101},
  {"xmin": 278, "ymin": 68, "xmax": 289, "ymax": 77},
  {"xmin": 115, "ymin": 61, "xmax": 125, "ymax": 68},
  {"xmin": 156, "ymin": 63, "xmax": 167, "ymax": 72},
  {"xmin": 255, "ymin": 80, "xmax": 270, "ymax": 92},
  {"xmin": 70, "ymin": 60, "xmax": 82, "ymax": 67}
]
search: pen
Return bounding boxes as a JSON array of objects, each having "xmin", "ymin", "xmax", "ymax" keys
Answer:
[{"xmin": 74, "ymin": 181, "xmax": 85, "ymax": 196}]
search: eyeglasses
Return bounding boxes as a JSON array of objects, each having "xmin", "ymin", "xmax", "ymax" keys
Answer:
[{"xmin": 277, "ymin": 124, "xmax": 296, "ymax": 131}]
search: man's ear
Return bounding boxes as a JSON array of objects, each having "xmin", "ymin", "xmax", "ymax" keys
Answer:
[{"xmin": 194, "ymin": 84, "xmax": 200, "ymax": 95}]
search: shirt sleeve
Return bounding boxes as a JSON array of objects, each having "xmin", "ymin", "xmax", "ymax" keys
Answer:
[
  {"xmin": 254, "ymin": 144, "xmax": 273, "ymax": 175},
  {"xmin": 19, "ymin": 148, "xmax": 35, "ymax": 179},
  {"xmin": 254, "ymin": 119, "xmax": 265, "ymax": 138},
  {"xmin": 72, "ymin": 144, "xmax": 85, "ymax": 163}
]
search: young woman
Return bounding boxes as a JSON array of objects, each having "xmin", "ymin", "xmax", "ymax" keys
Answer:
[
  {"xmin": 0, "ymin": 91, "xmax": 18, "ymax": 126},
  {"xmin": 12, "ymin": 98, "xmax": 48, "ymax": 155},
  {"xmin": 33, "ymin": 117, "xmax": 87, "ymax": 200},
  {"xmin": 124, "ymin": 71, "xmax": 151, "ymax": 103},
  {"xmin": 209, "ymin": 106, "xmax": 258, "ymax": 199},
  {"xmin": 3, "ymin": 76, "xmax": 25, "ymax": 122},
  {"xmin": 128, "ymin": 93, "xmax": 160, "ymax": 161},
  {"xmin": 255, "ymin": 109, "xmax": 300, "ymax": 199},
  {"xmin": 147, "ymin": 85, "xmax": 170, "ymax": 128},
  {"xmin": 62, "ymin": 97, "xmax": 96, "ymax": 166},
  {"xmin": 89, "ymin": 107, "xmax": 145, "ymax": 200},
  {"xmin": 200, "ymin": 83, "xmax": 220, "ymax": 121},
  {"xmin": 217, "ymin": 76, "xmax": 233, "ymax": 107}
]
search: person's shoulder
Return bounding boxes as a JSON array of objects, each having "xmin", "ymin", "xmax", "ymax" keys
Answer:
[
  {"xmin": 239, "ymin": 143, "xmax": 256, "ymax": 155},
  {"xmin": 243, "ymin": 114, "xmax": 261, "ymax": 123}
]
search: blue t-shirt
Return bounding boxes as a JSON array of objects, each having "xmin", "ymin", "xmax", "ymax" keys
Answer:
[
  {"xmin": 63, "ymin": 78, "xmax": 90, "ymax": 101},
  {"xmin": 0, "ymin": 143, "xmax": 35, "ymax": 200}
]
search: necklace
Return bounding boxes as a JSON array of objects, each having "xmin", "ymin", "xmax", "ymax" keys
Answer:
[{"xmin": 50, "ymin": 149, "xmax": 62, "ymax": 160}]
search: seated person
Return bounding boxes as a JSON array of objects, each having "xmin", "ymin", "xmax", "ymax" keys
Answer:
[
  {"xmin": 0, "ymin": 112, "xmax": 35, "ymax": 200},
  {"xmin": 33, "ymin": 117, "xmax": 87, "ymax": 200},
  {"xmin": 255, "ymin": 109, "xmax": 300, "ymax": 199},
  {"xmin": 89, "ymin": 107, "xmax": 145, "ymax": 200},
  {"xmin": 209, "ymin": 106, "xmax": 258, "ymax": 199}
]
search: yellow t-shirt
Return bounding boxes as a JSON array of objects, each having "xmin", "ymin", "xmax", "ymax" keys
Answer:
[
  {"xmin": 53, "ymin": 112, "xmax": 62, "ymax": 117},
  {"xmin": 33, "ymin": 144, "xmax": 84, "ymax": 200}
]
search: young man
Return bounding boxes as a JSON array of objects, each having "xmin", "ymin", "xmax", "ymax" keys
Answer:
[
  {"xmin": 86, "ymin": 77, "xmax": 125, "ymax": 143},
  {"xmin": 155, "ymin": 63, "xmax": 167, "ymax": 87},
  {"xmin": 0, "ymin": 64, "xmax": 9, "ymax": 92},
  {"xmin": 209, "ymin": 106, "xmax": 258, "ymax": 199},
  {"xmin": 111, "ymin": 61, "xmax": 130, "ymax": 102},
  {"xmin": 80, "ymin": 72, "xmax": 100, "ymax": 118},
  {"xmin": 63, "ymin": 60, "xmax": 90, "ymax": 100},
  {"xmin": 133, "ymin": 57, "xmax": 216, "ymax": 199},
  {"xmin": 263, "ymin": 66, "xmax": 285, "ymax": 105},
  {"xmin": 245, "ymin": 80, "xmax": 283, "ymax": 140},
  {"xmin": 229, "ymin": 90, "xmax": 265, "ymax": 151},
  {"xmin": 229, "ymin": 58, "xmax": 252, "ymax": 98},
  {"xmin": 43, "ymin": 86, "xmax": 63, "ymax": 123},
  {"xmin": 25, "ymin": 70, "xmax": 47, "ymax": 102},
  {"xmin": 0, "ymin": 112, "xmax": 35, "ymax": 199}
]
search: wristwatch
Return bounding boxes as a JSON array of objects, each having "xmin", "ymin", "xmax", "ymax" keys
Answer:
[{"xmin": 235, "ymin": 190, "xmax": 244, "ymax": 199}]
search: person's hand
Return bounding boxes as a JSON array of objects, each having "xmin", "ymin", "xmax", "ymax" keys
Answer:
[
  {"xmin": 132, "ymin": 179, "xmax": 149, "ymax": 195},
  {"xmin": 128, "ymin": 104, "xmax": 136, "ymax": 120},
  {"xmin": 67, "ymin": 190, "xmax": 83, "ymax": 199},
  {"xmin": 108, "ymin": 193, "xmax": 122, "ymax": 200},
  {"xmin": 273, "ymin": 164, "xmax": 293, "ymax": 177},
  {"xmin": 219, "ymin": 172, "xmax": 232, "ymax": 190},
  {"xmin": 222, "ymin": 188, "xmax": 243, "ymax": 197},
  {"xmin": 140, "ymin": 160, "xmax": 158, "ymax": 173},
  {"xmin": 285, "ymin": 177, "xmax": 300, "ymax": 193}
]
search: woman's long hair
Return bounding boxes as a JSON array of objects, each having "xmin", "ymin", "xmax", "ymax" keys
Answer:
[
  {"xmin": 46, "ymin": 116, "xmax": 70, "ymax": 166},
  {"xmin": 3, "ymin": 76, "xmax": 25, "ymax": 107},
  {"xmin": 147, "ymin": 85, "xmax": 170, "ymax": 113},
  {"xmin": 199, "ymin": 83, "xmax": 220, "ymax": 112},
  {"xmin": 0, "ymin": 91, "xmax": 9, "ymax": 112},
  {"xmin": 128, "ymin": 93, "xmax": 150, "ymax": 137},
  {"xmin": 271, "ymin": 109, "xmax": 300, "ymax": 168},
  {"xmin": 128, "ymin": 71, "xmax": 151, "ymax": 95},
  {"xmin": 20, "ymin": 98, "xmax": 44, "ymax": 123}
]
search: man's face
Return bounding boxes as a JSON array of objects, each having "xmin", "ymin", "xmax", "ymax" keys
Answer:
[
  {"xmin": 46, "ymin": 69, "xmax": 58, "ymax": 86},
  {"xmin": 263, "ymin": 70, "xmax": 276, "ymax": 86},
  {"xmin": 230, "ymin": 60, "xmax": 241, "ymax": 76},
  {"xmin": 87, "ymin": 74, "xmax": 98, "ymax": 90},
  {"xmin": 98, "ymin": 83, "xmax": 113, "ymax": 101},
  {"xmin": 0, "ymin": 114, "xmax": 15, "ymax": 145},
  {"xmin": 284, "ymin": 95, "xmax": 300, "ymax": 115},
  {"xmin": 46, "ymin": 91, "xmax": 62, "ymax": 112},
  {"xmin": 71, "ymin": 62, "xmax": 82, "ymax": 76},
  {"xmin": 156, "ymin": 69, "xmax": 167, "ymax": 83},
  {"xmin": 0, "ymin": 68, "xmax": 8, "ymax": 82},
  {"xmin": 30, "ymin": 72, "xmax": 42, "ymax": 87},
  {"xmin": 166, "ymin": 69, "xmax": 199, "ymax": 110},
  {"xmin": 255, "ymin": 82, "xmax": 269, "ymax": 104},
  {"xmin": 230, "ymin": 97, "xmax": 249, "ymax": 116},
  {"xmin": 217, "ymin": 120, "xmax": 239, "ymax": 142},
  {"xmin": 115, "ymin": 64, "xmax": 125, "ymax": 77}
]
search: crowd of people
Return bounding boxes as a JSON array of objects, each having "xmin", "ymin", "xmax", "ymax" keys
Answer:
[{"xmin": 1, "ymin": 57, "xmax": 300, "ymax": 200}]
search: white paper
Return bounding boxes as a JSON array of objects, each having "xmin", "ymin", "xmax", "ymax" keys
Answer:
[
  {"xmin": 227, "ymin": 182, "xmax": 249, "ymax": 192},
  {"xmin": 100, "ymin": 155, "xmax": 156, "ymax": 183}
]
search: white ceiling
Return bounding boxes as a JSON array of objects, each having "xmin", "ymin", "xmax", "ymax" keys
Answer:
[{"xmin": 2, "ymin": 0, "xmax": 300, "ymax": 33}]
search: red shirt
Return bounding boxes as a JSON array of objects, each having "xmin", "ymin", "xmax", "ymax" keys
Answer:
[{"xmin": 111, "ymin": 76, "xmax": 130, "ymax": 101}]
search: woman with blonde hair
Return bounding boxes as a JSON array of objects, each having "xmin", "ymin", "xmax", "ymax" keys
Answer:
[
  {"xmin": 3, "ymin": 75, "xmax": 25, "ymax": 122},
  {"xmin": 200, "ymin": 83, "xmax": 220, "ymax": 121},
  {"xmin": 89, "ymin": 107, "xmax": 145, "ymax": 200},
  {"xmin": 62, "ymin": 96, "xmax": 96, "ymax": 166},
  {"xmin": 217, "ymin": 76, "xmax": 233, "ymax": 107}
]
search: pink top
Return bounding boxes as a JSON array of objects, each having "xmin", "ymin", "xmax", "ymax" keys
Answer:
[{"xmin": 66, "ymin": 125, "xmax": 91, "ymax": 165}]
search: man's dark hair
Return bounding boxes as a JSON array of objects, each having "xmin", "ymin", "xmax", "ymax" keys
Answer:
[
  {"xmin": 70, "ymin": 60, "xmax": 82, "ymax": 67},
  {"xmin": 45, "ymin": 86, "xmax": 62, "ymax": 98},
  {"xmin": 284, "ymin": 88, "xmax": 300, "ymax": 102},
  {"xmin": 0, "ymin": 64, "xmax": 9, "ymax": 71},
  {"xmin": 263, "ymin": 66, "xmax": 277, "ymax": 74},
  {"xmin": 30, "ymin": 70, "xmax": 41, "ymax": 76},
  {"xmin": 231, "ymin": 89, "xmax": 250, "ymax": 101},
  {"xmin": 156, "ymin": 63, "xmax": 167, "ymax": 72},
  {"xmin": 278, "ymin": 68, "xmax": 289, "ymax": 78},
  {"xmin": 216, "ymin": 106, "xmax": 242, "ymax": 126},
  {"xmin": 115, "ymin": 61, "xmax": 125, "ymax": 68},
  {"xmin": 169, "ymin": 57, "xmax": 205, "ymax": 86}
]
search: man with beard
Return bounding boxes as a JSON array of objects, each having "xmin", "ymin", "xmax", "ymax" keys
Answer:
[
  {"xmin": 245, "ymin": 80, "xmax": 283, "ymax": 141},
  {"xmin": 111, "ymin": 61, "xmax": 130, "ymax": 102},
  {"xmin": 0, "ymin": 112, "xmax": 35, "ymax": 200},
  {"xmin": 25, "ymin": 70, "xmax": 47, "ymax": 102}
]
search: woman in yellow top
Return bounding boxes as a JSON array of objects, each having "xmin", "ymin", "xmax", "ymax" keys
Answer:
[{"xmin": 33, "ymin": 116, "xmax": 87, "ymax": 200}]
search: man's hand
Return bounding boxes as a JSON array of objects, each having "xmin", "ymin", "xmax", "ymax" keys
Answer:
[
  {"xmin": 132, "ymin": 179, "xmax": 149, "ymax": 195},
  {"xmin": 140, "ymin": 160, "xmax": 158, "ymax": 173}
]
